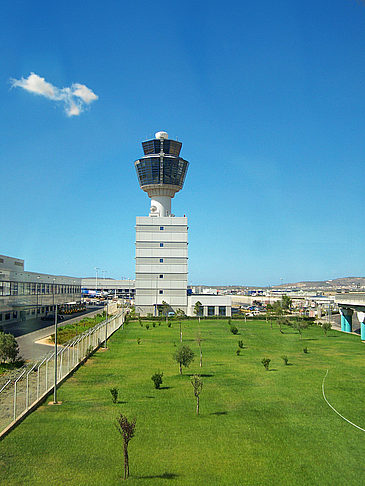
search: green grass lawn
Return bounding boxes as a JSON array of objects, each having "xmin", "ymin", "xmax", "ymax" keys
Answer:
[{"xmin": 1, "ymin": 319, "xmax": 365, "ymax": 485}]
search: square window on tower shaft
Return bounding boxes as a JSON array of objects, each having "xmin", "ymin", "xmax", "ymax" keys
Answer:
[
  {"xmin": 160, "ymin": 243, "xmax": 164, "ymax": 247},
  {"xmin": 160, "ymin": 259, "xmax": 163, "ymax": 263},
  {"xmin": 160, "ymin": 226, "xmax": 164, "ymax": 230},
  {"xmin": 159, "ymin": 275, "xmax": 163, "ymax": 279},
  {"xmin": 159, "ymin": 290, "xmax": 163, "ymax": 294}
]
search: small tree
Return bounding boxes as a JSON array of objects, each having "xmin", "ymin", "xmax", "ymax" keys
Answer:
[
  {"xmin": 110, "ymin": 387, "xmax": 119, "ymax": 403},
  {"xmin": 173, "ymin": 345, "xmax": 195, "ymax": 375},
  {"xmin": 293, "ymin": 318, "xmax": 309, "ymax": 339},
  {"xmin": 161, "ymin": 301, "xmax": 170, "ymax": 325},
  {"xmin": 238, "ymin": 340, "xmax": 244, "ymax": 349},
  {"xmin": 191, "ymin": 374, "xmax": 203, "ymax": 415},
  {"xmin": 230, "ymin": 325, "xmax": 238, "ymax": 335},
  {"xmin": 261, "ymin": 358, "xmax": 271, "ymax": 371},
  {"xmin": 194, "ymin": 301, "xmax": 203, "ymax": 323},
  {"xmin": 151, "ymin": 371, "xmax": 163, "ymax": 389},
  {"xmin": 115, "ymin": 414, "xmax": 136, "ymax": 480},
  {"xmin": 196, "ymin": 332, "xmax": 203, "ymax": 367},
  {"xmin": 322, "ymin": 321, "xmax": 332, "ymax": 336},
  {"xmin": 272, "ymin": 301, "xmax": 283, "ymax": 328},
  {"xmin": 281, "ymin": 355, "xmax": 289, "ymax": 365},
  {"xmin": 175, "ymin": 308, "xmax": 185, "ymax": 342},
  {"xmin": 266, "ymin": 303, "xmax": 273, "ymax": 328},
  {"xmin": 145, "ymin": 323, "xmax": 150, "ymax": 330},
  {"xmin": 281, "ymin": 294, "xmax": 292, "ymax": 312},
  {"xmin": 0, "ymin": 332, "xmax": 19, "ymax": 363}
]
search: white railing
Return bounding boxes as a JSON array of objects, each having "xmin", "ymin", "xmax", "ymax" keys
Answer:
[{"xmin": 0, "ymin": 311, "xmax": 125, "ymax": 438}]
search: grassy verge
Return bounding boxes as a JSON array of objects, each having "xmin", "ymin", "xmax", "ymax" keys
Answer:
[
  {"xmin": 1, "ymin": 319, "xmax": 365, "ymax": 485},
  {"xmin": 50, "ymin": 313, "xmax": 107, "ymax": 345}
]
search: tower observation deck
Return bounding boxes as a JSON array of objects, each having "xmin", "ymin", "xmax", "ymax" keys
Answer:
[{"xmin": 135, "ymin": 131, "xmax": 189, "ymax": 217}]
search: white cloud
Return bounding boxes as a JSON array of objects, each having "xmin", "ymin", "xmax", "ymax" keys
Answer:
[
  {"xmin": 10, "ymin": 72, "xmax": 98, "ymax": 116},
  {"xmin": 72, "ymin": 83, "xmax": 98, "ymax": 104}
]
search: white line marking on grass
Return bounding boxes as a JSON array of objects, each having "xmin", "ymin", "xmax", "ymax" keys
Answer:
[{"xmin": 322, "ymin": 369, "xmax": 365, "ymax": 432}]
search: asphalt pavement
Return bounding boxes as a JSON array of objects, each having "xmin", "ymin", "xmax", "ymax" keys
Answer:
[{"xmin": 2, "ymin": 306, "xmax": 104, "ymax": 362}]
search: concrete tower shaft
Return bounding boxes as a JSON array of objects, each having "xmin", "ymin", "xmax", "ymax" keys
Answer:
[{"xmin": 134, "ymin": 131, "xmax": 189, "ymax": 217}]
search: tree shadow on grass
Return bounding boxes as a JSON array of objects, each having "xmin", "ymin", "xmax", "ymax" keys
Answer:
[
  {"xmin": 144, "ymin": 396, "xmax": 155, "ymax": 399},
  {"xmin": 136, "ymin": 472, "xmax": 179, "ymax": 480},
  {"xmin": 210, "ymin": 411, "xmax": 228, "ymax": 416},
  {"xmin": 159, "ymin": 386, "xmax": 172, "ymax": 390},
  {"xmin": 327, "ymin": 335, "xmax": 338, "ymax": 338},
  {"xmin": 117, "ymin": 400, "xmax": 127, "ymax": 404},
  {"xmin": 302, "ymin": 338, "xmax": 318, "ymax": 341},
  {"xmin": 188, "ymin": 373, "xmax": 214, "ymax": 378},
  {"xmin": 268, "ymin": 369, "xmax": 278, "ymax": 372}
]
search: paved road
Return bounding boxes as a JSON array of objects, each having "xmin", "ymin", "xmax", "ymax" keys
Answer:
[
  {"xmin": 0, "ymin": 306, "xmax": 102, "ymax": 338},
  {"xmin": 3, "ymin": 307, "xmax": 105, "ymax": 362}
]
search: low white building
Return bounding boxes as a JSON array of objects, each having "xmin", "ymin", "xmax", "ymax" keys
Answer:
[{"xmin": 187, "ymin": 294, "xmax": 232, "ymax": 317}]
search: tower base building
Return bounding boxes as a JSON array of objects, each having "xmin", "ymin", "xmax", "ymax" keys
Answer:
[{"xmin": 135, "ymin": 216, "xmax": 188, "ymax": 316}]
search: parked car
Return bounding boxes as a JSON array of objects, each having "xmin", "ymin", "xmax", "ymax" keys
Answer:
[{"xmin": 41, "ymin": 314, "xmax": 65, "ymax": 321}]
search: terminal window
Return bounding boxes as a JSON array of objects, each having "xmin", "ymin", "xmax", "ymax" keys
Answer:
[
  {"xmin": 159, "ymin": 290, "xmax": 163, "ymax": 294},
  {"xmin": 160, "ymin": 259, "xmax": 163, "ymax": 263},
  {"xmin": 160, "ymin": 243, "xmax": 164, "ymax": 247},
  {"xmin": 160, "ymin": 226, "xmax": 164, "ymax": 230},
  {"xmin": 159, "ymin": 275, "xmax": 163, "ymax": 279}
]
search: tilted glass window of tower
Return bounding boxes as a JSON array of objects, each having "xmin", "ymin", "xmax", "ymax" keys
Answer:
[{"xmin": 135, "ymin": 135, "xmax": 189, "ymax": 189}]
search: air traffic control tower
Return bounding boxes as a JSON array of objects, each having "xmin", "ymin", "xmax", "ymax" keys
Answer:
[{"xmin": 134, "ymin": 131, "xmax": 189, "ymax": 316}]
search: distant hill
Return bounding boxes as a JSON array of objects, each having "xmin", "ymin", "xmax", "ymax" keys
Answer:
[{"xmin": 273, "ymin": 277, "xmax": 365, "ymax": 289}]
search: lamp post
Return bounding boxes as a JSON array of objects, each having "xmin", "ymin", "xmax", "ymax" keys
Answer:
[
  {"xmin": 95, "ymin": 267, "xmax": 99, "ymax": 299},
  {"xmin": 53, "ymin": 304, "xmax": 58, "ymax": 404}
]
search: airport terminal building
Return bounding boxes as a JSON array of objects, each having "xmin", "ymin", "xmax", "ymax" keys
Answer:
[{"xmin": 0, "ymin": 254, "xmax": 81, "ymax": 324}]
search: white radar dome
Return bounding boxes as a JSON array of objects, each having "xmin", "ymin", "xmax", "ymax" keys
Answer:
[{"xmin": 155, "ymin": 131, "xmax": 168, "ymax": 140}]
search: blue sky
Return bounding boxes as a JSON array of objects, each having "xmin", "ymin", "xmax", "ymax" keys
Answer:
[{"xmin": 1, "ymin": 0, "xmax": 365, "ymax": 286}]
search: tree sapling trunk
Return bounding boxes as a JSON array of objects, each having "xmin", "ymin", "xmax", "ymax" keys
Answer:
[{"xmin": 115, "ymin": 414, "xmax": 136, "ymax": 480}]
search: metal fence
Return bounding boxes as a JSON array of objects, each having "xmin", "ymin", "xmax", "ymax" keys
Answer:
[{"xmin": 0, "ymin": 311, "xmax": 125, "ymax": 437}]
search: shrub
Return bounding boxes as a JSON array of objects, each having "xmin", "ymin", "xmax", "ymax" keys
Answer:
[
  {"xmin": 228, "ymin": 318, "xmax": 232, "ymax": 325},
  {"xmin": 230, "ymin": 325, "xmax": 238, "ymax": 335},
  {"xmin": 139, "ymin": 319, "xmax": 143, "ymax": 327},
  {"xmin": 322, "ymin": 321, "xmax": 332, "ymax": 336},
  {"xmin": 167, "ymin": 322, "xmax": 172, "ymax": 328},
  {"xmin": 238, "ymin": 340, "xmax": 244, "ymax": 349},
  {"xmin": 0, "ymin": 332, "xmax": 19, "ymax": 363},
  {"xmin": 151, "ymin": 371, "xmax": 163, "ymax": 389},
  {"xmin": 281, "ymin": 355, "xmax": 288, "ymax": 365},
  {"xmin": 303, "ymin": 347, "xmax": 308, "ymax": 354},
  {"xmin": 137, "ymin": 338, "xmax": 141, "ymax": 345},
  {"xmin": 153, "ymin": 322, "xmax": 156, "ymax": 328},
  {"xmin": 110, "ymin": 387, "xmax": 119, "ymax": 403},
  {"xmin": 86, "ymin": 345, "xmax": 93, "ymax": 358},
  {"xmin": 261, "ymin": 358, "xmax": 271, "ymax": 370},
  {"xmin": 145, "ymin": 323, "xmax": 150, "ymax": 330},
  {"xmin": 236, "ymin": 349, "xmax": 241, "ymax": 356}
]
